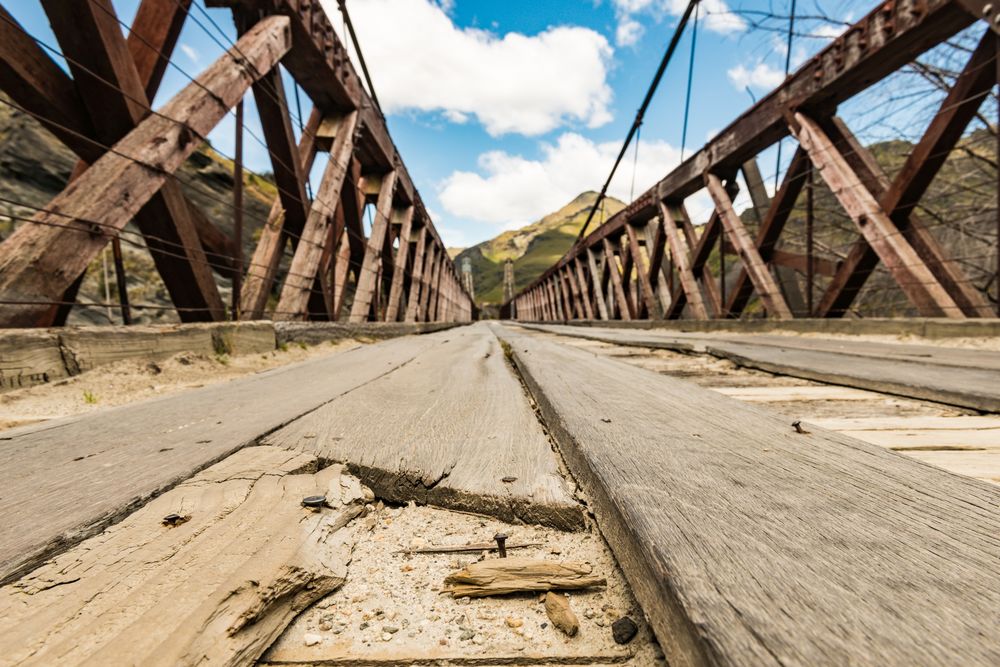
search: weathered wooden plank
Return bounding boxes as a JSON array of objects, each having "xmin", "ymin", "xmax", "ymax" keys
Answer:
[
  {"xmin": 585, "ymin": 247, "xmax": 610, "ymax": 320},
  {"xmin": 0, "ymin": 17, "xmax": 291, "ymax": 327},
  {"xmin": 0, "ymin": 330, "xmax": 441, "ymax": 584},
  {"xmin": 263, "ymin": 323, "xmax": 581, "ymax": 529},
  {"xmin": 0, "ymin": 447, "xmax": 369, "ymax": 666},
  {"xmin": 496, "ymin": 324, "xmax": 1000, "ymax": 667}
]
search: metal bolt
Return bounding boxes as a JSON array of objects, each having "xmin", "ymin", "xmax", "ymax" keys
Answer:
[
  {"xmin": 302, "ymin": 495, "xmax": 327, "ymax": 509},
  {"xmin": 494, "ymin": 532, "xmax": 508, "ymax": 558},
  {"xmin": 983, "ymin": 3, "xmax": 993, "ymax": 15}
]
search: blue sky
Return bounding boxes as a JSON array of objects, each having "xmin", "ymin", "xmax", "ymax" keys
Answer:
[{"xmin": 11, "ymin": 0, "xmax": 888, "ymax": 247}]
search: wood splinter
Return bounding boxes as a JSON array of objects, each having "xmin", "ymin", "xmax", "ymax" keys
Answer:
[
  {"xmin": 442, "ymin": 558, "xmax": 605, "ymax": 598},
  {"xmin": 544, "ymin": 591, "xmax": 580, "ymax": 636}
]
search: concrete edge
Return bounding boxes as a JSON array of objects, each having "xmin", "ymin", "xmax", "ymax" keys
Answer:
[{"xmin": 0, "ymin": 321, "xmax": 464, "ymax": 393}]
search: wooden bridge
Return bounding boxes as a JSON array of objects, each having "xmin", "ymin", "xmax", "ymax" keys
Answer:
[{"xmin": 0, "ymin": 0, "xmax": 999, "ymax": 665}]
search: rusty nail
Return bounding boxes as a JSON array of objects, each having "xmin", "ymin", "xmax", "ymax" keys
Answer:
[
  {"xmin": 792, "ymin": 420, "xmax": 808, "ymax": 434},
  {"xmin": 494, "ymin": 532, "xmax": 508, "ymax": 558}
]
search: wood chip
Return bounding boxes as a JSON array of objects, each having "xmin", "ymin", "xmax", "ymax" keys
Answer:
[
  {"xmin": 442, "ymin": 558, "xmax": 605, "ymax": 597},
  {"xmin": 545, "ymin": 592, "xmax": 579, "ymax": 636}
]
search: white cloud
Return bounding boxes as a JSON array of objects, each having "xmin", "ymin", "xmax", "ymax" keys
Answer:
[
  {"xmin": 727, "ymin": 62, "xmax": 785, "ymax": 90},
  {"xmin": 179, "ymin": 43, "xmax": 200, "ymax": 65},
  {"xmin": 616, "ymin": 18, "xmax": 644, "ymax": 46},
  {"xmin": 438, "ymin": 132, "xmax": 683, "ymax": 228},
  {"xmin": 611, "ymin": 0, "xmax": 746, "ymax": 46},
  {"xmin": 320, "ymin": 0, "xmax": 614, "ymax": 136}
]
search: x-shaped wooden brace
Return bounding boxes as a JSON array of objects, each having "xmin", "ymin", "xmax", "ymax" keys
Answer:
[{"xmin": 0, "ymin": 0, "xmax": 237, "ymax": 324}]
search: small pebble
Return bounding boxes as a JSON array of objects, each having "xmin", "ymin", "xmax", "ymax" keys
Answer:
[
  {"xmin": 303, "ymin": 633, "xmax": 322, "ymax": 647},
  {"xmin": 459, "ymin": 630, "xmax": 475, "ymax": 641},
  {"xmin": 506, "ymin": 617, "xmax": 523, "ymax": 628},
  {"xmin": 612, "ymin": 616, "xmax": 639, "ymax": 644},
  {"xmin": 381, "ymin": 632, "xmax": 392, "ymax": 642},
  {"xmin": 383, "ymin": 625, "xmax": 399, "ymax": 634},
  {"xmin": 472, "ymin": 634, "xmax": 486, "ymax": 645}
]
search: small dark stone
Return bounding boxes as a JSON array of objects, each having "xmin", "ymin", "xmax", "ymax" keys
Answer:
[
  {"xmin": 541, "ymin": 622, "xmax": 548, "ymax": 629},
  {"xmin": 612, "ymin": 616, "xmax": 638, "ymax": 644},
  {"xmin": 302, "ymin": 495, "xmax": 327, "ymax": 508}
]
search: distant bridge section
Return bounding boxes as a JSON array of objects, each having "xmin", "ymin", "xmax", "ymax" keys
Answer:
[
  {"xmin": 507, "ymin": 0, "xmax": 1000, "ymax": 322},
  {"xmin": 0, "ymin": 0, "xmax": 474, "ymax": 326}
]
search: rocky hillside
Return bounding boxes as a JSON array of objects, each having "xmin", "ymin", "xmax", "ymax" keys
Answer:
[
  {"xmin": 0, "ymin": 96, "xmax": 277, "ymax": 325},
  {"xmin": 455, "ymin": 192, "xmax": 626, "ymax": 306}
]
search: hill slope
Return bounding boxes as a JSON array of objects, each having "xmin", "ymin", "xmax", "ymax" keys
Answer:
[{"xmin": 456, "ymin": 192, "xmax": 626, "ymax": 306}]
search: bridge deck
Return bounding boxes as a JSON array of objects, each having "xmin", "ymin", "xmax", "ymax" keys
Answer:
[
  {"xmin": 1, "ymin": 322, "xmax": 999, "ymax": 665},
  {"xmin": 524, "ymin": 323, "xmax": 1000, "ymax": 412}
]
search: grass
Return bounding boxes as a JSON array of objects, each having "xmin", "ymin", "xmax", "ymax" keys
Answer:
[{"xmin": 82, "ymin": 390, "xmax": 98, "ymax": 405}]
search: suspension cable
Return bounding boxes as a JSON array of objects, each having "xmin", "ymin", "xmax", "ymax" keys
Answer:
[{"xmin": 575, "ymin": 0, "xmax": 701, "ymax": 243}]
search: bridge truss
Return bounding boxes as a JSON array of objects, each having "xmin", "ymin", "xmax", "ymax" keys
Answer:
[
  {"xmin": 0, "ymin": 0, "xmax": 474, "ymax": 327},
  {"xmin": 508, "ymin": 0, "xmax": 1000, "ymax": 322}
]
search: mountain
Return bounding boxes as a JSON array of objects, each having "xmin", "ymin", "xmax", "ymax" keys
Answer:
[{"xmin": 455, "ymin": 192, "xmax": 626, "ymax": 307}]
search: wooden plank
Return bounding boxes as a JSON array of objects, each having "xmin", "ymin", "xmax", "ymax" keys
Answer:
[
  {"xmin": 0, "ymin": 447, "xmax": 368, "ymax": 665},
  {"xmin": 0, "ymin": 17, "xmax": 291, "ymax": 327},
  {"xmin": 705, "ymin": 173, "xmax": 792, "ymax": 319},
  {"xmin": 0, "ymin": 330, "xmax": 440, "ymax": 584},
  {"xmin": 496, "ymin": 324, "xmax": 1000, "ymax": 667},
  {"xmin": 350, "ymin": 172, "xmax": 398, "ymax": 322},
  {"xmin": 705, "ymin": 340, "xmax": 1000, "ymax": 412},
  {"xmin": 792, "ymin": 113, "xmax": 963, "ymax": 318},
  {"xmin": 275, "ymin": 112, "xmax": 358, "ymax": 320},
  {"xmin": 264, "ymin": 323, "xmax": 580, "ymax": 529}
]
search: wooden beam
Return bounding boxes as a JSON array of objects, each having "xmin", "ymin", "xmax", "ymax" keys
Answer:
[
  {"xmin": 275, "ymin": 112, "xmax": 358, "ymax": 320},
  {"xmin": 0, "ymin": 16, "xmax": 292, "ymax": 327},
  {"xmin": 384, "ymin": 206, "xmax": 416, "ymax": 322},
  {"xmin": 625, "ymin": 223, "xmax": 662, "ymax": 319},
  {"xmin": 727, "ymin": 150, "xmax": 810, "ymax": 317},
  {"xmin": 601, "ymin": 238, "xmax": 631, "ymax": 321},
  {"xmin": 792, "ymin": 112, "xmax": 963, "ymax": 317},
  {"xmin": 661, "ymin": 204, "xmax": 709, "ymax": 320},
  {"xmin": 349, "ymin": 171, "xmax": 397, "ymax": 322},
  {"xmin": 585, "ymin": 247, "xmax": 610, "ymax": 320},
  {"xmin": 572, "ymin": 258, "xmax": 596, "ymax": 320},
  {"xmin": 404, "ymin": 226, "xmax": 429, "ymax": 322},
  {"xmin": 128, "ymin": 0, "xmax": 192, "ymax": 101},
  {"xmin": 705, "ymin": 173, "xmax": 793, "ymax": 319}
]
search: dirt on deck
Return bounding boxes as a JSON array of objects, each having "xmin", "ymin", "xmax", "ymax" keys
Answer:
[{"xmin": 0, "ymin": 339, "xmax": 363, "ymax": 431}]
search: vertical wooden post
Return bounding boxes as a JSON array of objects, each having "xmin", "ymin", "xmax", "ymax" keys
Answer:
[
  {"xmin": 660, "ymin": 204, "xmax": 708, "ymax": 320},
  {"xmin": 232, "ymin": 99, "xmax": 244, "ymax": 320},
  {"xmin": 586, "ymin": 247, "xmax": 610, "ymax": 320}
]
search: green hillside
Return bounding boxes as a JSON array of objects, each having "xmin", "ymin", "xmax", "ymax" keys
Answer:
[{"xmin": 456, "ymin": 192, "xmax": 626, "ymax": 306}]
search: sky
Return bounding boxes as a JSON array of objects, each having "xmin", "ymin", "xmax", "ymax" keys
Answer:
[{"xmin": 10, "ymin": 0, "xmax": 885, "ymax": 248}]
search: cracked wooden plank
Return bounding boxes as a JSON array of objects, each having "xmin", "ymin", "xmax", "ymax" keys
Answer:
[
  {"xmin": 495, "ymin": 324, "xmax": 1000, "ymax": 667},
  {"xmin": 0, "ymin": 446, "xmax": 372, "ymax": 666},
  {"xmin": 0, "ymin": 333, "xmax": 443, "ymax": 584},
  {"xmin": 263, "ymin": 322, "xmax": 582, "ymax": 530}
]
